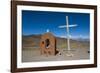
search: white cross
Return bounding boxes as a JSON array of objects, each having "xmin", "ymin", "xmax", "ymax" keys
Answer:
[{"xmin": 59, "ymin": 16, "xmax": 77, "ymax": 56}]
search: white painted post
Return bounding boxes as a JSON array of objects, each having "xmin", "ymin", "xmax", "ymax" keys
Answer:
[{"xmin": 66, "ymin": 16, "xmax": 71, "ymax": 51}]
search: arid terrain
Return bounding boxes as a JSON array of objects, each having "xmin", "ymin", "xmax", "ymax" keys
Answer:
[{"xmin": 22, "ymin": 34, "xmax": 90, "ymax": 62}]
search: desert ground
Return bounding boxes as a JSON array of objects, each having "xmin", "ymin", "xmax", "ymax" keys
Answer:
[
  {"xmin": 22, "ymin": 47, "xmax": 89, "ymax": 62},
  {"xmin": 22, "ymin": 35, "xmax": 90, "ymax": 62}
]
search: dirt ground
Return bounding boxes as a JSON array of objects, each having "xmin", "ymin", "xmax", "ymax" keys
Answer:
[{"xmin": 22, "ymin": 48, "xmax": 90, "ymax": 62}]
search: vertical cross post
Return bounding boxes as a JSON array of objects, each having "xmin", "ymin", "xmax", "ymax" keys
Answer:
[{"xmin": 66, "ymin": 16, "xmax": 71, "ymax": 51}]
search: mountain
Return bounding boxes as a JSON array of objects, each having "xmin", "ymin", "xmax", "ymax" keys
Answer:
[
  {"xmin": 22, "ymin": 34, "xmax": 41, "ymax": 48},
  {"xmin": 71, "ymin": 37, "xmax": 90, "ymax": 42},
  {"xmin": 22, "ymin": 34, "xmax": 90, "ymax": 50}
]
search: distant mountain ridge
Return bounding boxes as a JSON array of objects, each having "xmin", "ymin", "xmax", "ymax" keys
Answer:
[{"xmin": 22, "ymin": 34, "xmax": 90, "ymax": 50}]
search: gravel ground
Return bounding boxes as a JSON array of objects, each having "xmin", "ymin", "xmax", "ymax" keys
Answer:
[{"xmin": 22, "ymin": 48, "xmax": 90, "ymax": 62}]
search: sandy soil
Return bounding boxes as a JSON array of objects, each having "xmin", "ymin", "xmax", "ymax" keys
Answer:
[{"xmin": 22, "ymin": 48, "xmax": 90, "ymax": 62}]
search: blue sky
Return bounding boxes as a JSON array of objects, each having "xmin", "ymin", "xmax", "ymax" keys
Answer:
[{"xmin": 22, "ymin": 10, "xmax": 90, "ymax": 39}]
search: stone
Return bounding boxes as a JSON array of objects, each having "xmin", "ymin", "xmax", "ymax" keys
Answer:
[{"xmin": 40, "ymin": 32, "xmax": 56, "ymax": 56}]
